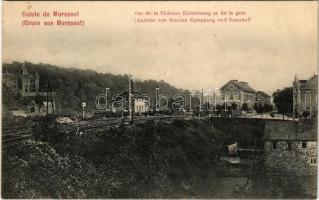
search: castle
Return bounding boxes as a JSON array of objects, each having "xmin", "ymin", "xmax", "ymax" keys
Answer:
[{"xmin": 3, "ymin": 66, "xmax": 39, "ymax": 96}]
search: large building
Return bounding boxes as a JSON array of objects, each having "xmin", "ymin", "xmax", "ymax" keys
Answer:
[
  {"xmin": 3, "ymin": 70, "xmax": 18, "ymax": 92},
  {"xmin": 219, "ymin": 80, "xmax": 256, "ymax": 110},
  {"xmin": 3, "ymin": 66, "xmax": 40, "ymax": 96},
  {"xmin": 293, "ymin": 74, "xmax": 318, "ymax": 118}
]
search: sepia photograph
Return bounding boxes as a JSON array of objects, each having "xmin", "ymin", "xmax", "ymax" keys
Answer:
[{"xmin": 1, "ymin": 1, "xmax": 318, "ymax": 199}]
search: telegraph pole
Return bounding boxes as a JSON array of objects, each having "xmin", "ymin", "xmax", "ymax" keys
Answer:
[
  {"xmin": 81, "ymin": 102, "xmax": 86, "ymax": 119},
  {"xmin": 201, "ymin": 88, "xmax": 204, "ymax": 118},
  {"xmin": 46, "ymin": 81, "xmax": 55, "ymax": 116},
  {"xmin": 49, "ymin": 81, "xmax": 54, "ymax": 115},
  {"xmin": 128, "ymin": 77, "xmax": 134, "ymax": 123},
  {"xmin": 189, "ymin": 93, "xmax": 193, "ymax": 113},
  {"xmin": 46, "ymin": 81, "xmax": 49, "ymax": 115},
  {"xmin": 224, "ymin": 96, "xmax": 227, "ymax": 111},
  {"xmin": 155, "ymin": 87, "xmax": 159, "ymax": 112}
]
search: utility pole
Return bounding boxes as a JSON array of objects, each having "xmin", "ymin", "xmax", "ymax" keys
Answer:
[
  {"xmin": 46, "ymin": 81, "xmax": 55, "ymax": 116},
  {"xmin": 189, "ymin": 93, "xmax": 193, "ymax": 114},
  {"xmin": 201, "ymin": 89, "xmax": 204, "ymax": 118},
  {"xmin": 128, "ymin": 77, "xmax": 134, "ymax": 123},
  {"xmin": 224, "ymin": 96, "xmax": 227, "ymax": 111},
  {"xmin": 155, "ymin": 87, "xmax": 160, "ymax": 112},
  {"xmin": 49, "ymin": 81, "xmax": 54, "ymax": 115},
  {"xmin": 81, "ymin": 102, "xmax": 86, "ymax": 119},
  {"xmin": 46, "ymin": 82, "xmax": 49, "ymax": 115},
  {"xmin": 214, "ymin": 90, "xmax": 217, "ymax": 111}
]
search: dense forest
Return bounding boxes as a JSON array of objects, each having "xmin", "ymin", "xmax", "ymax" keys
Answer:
[{"xmin": 2, "ymin": 61, "xmax": 191, "ymax": 115}]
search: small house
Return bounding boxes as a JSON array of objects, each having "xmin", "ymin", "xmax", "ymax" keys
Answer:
[{"xmin": 263, "ymin": 119, "xmax": 317, "ymax": 175}]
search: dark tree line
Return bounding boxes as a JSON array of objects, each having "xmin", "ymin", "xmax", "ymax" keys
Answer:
[
  {"xmin": 3, "ymin": 62, "xmax": 189, "ymax": 115},
  {"xmin": 272, "ymin": 87, "xmax": 293, "ymax": 115}
]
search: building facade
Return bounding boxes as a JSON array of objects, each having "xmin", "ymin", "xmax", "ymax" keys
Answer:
[
  {"xmin": 293, "ymin": 74, "xmax": 318, "ymax": 118},
  {"xmin": 219, "ymin": 80, "xmax": 256, "ymax": 110},
  {"xmin": 256, "ymin": 91, "xmax": 271, "ymax": 106},
  {"xmin": 3, "ymin": 66, "xmax": 40, "ymax": 96},
  {"xmin": 134, "ymin": 99, "xmax": 147, "ymax": 114},
  {"xmin": 3, "ymin": 70, "xmax": 18, "ymax": 92},
  {"xmin": 25, "ymin": 100, "xmax": 55, "ymax": 116},
  {"xmin": 263, "ymin": 119, "xmax": 317, "ymax": 175}
]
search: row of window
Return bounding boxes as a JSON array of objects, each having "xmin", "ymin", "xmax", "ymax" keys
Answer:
[
  {"xmin": 272, "ymin": 141, "xmax": 308, "ymax": 150},
  {"xmin": 310, "ymin": 157, "xmax": 317, "ymax": 165},
  {"xmin": 304, "ymin": 94, "xmax": 318, "ymax": 104},
  {"xmin": 222, "ymin": 92, "xmax": 256, "ymax": 101},
  {"xmin": 4, "ymin": 83, "xmax": 17, "ymax": 88},
  {"xmin": 225, "ymin": 92, "xmax": 239, "ymax": 101},
  {"xmin": 135, "ymin": 105, "xmax": 145, "ymax": 111},
  {"xmin": 305, "ymin": 94, "xmax": 311, "ymax": 103},
  {"xmin": 272, "ymin": 142, "xmax": 317, "ymax": 165}
]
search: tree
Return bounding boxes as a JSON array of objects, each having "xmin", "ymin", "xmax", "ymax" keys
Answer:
[
  {"xmin": 302, "ymin": 110, "xmax": 310, "ymax": 118},
  {"xmin": 273, "ymin": 87, "xmax": 293, "ymax": 115},
  {"xmin": 254, "ymin": 103, "xmax": 265, "ymax": 116},
  {"xmin": 263, "ymin": 103, "xmax": 273, "ymax": 113},
  {"xmin": 2, "ymin": 62, "xmax": 190, "ymax": 116},
  {"xmin": 258, "ymin": 104, "xmax": 265, "ymax": 114},
  {"xmin": 241, "ymin": 103, "xmax": 249, "ymax": 111},
  {"xmin": 253, "ymin": 103, "xmax": 260, "ymax": 113}
]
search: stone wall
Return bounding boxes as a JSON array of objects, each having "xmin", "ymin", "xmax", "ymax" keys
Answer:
[{"xmin": 264, "ymin": 140, "xmax": 317, "ymax": 175}]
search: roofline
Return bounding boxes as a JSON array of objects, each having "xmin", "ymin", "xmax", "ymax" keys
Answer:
[
  {"xmin": 220, "ymin": 80, "xmax": 233, "ymax": 90},
  {"xmin": 220, "ymin": 80, "xmax": 256, "ymax": 93},
  {"xmin": 257, "ymin": 91, "xmax": 270, "ymax": 97},
  {"xmin": 298, "ymin": 74, "xmax": 318, "ymax": 88}
]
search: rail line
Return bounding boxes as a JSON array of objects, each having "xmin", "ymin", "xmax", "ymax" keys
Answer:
[
  {"xmin": 2, "ymin": 115, "xmax": 191, "ymax": 149},
  {"xmin": 2, "ymin": 128, "xmax": 32, "ymax": 149}
]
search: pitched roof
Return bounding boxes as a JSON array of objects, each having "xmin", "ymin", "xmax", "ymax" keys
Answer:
[
  {"xmin": 263, "ymin": 119, "xmax": 317, "ymax": 141},
  {"xmin": 257, "ymin": 91, "xmax": 270, "ymax": 97},
  {"xmin": 21, "ymin": 68, "xmax": 29, "ymax": 75},
  {"xmin": 300, "ymin": 74, "xmax": 318, "ymax": 90},
  {"xmin": 220, "ymin": 80, "xmax": 256, "ymax": 93}
]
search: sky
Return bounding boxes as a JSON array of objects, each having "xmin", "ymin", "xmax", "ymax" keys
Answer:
[{"xmin": 2, "ymin": 1, "xmax": 318, "ymax": 95}]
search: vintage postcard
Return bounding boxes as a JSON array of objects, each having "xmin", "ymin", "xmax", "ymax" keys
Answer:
[{"xmin": 1, "ymin": 1, "xmax": 318, "ymax": 199}]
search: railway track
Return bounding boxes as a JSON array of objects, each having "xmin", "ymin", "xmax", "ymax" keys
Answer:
[
  {"xmin": 60, "ymin": 115, "xmax": 189, "ymax": 133},
  {"xmin": 59, "ymin": 118, "xmax": 122, "ymax": 133},
  {"xmin": 2, "ymin": 128, "xmax": 32, "ymax": 149},
  {"xmin": 2, "ymin": 115, "xmax": 190, "ymax": 149}
]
